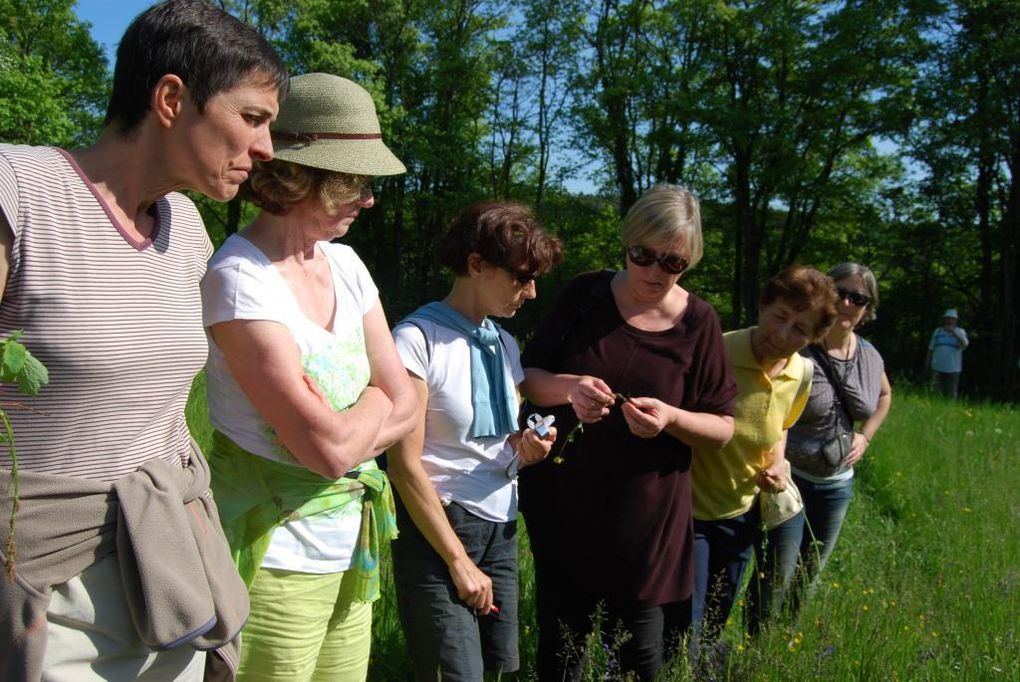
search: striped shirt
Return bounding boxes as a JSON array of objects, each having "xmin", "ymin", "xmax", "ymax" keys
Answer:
[{"xmin": 0, "ymin": 144, "xmax": 212, "ymax": 481}]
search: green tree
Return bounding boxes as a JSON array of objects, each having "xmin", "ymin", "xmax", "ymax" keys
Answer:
[
  {"xmin": 698, "ymin": 0, "xmax": 929, "ymax": 326},
  {"xmin": 908, "ymin": 0, "xmax": 1020, "ymax": 395},
  {"xmin": 0, "ymin": 0, "xmax": 108, "ymax": 146}
]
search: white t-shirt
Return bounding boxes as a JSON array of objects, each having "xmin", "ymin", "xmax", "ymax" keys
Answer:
[
  {"xmin": 393, "ymin": 318, "xmax": 523, "ymax": 523},
  {"xmin": 202, "ymin": 234, "xmax": 378, "ymax": 573}
]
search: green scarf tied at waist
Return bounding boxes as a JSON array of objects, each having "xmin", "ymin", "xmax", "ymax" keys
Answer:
[{"xmin": 209, "ymin": 431, "xmax": 398, "ymax": 603}]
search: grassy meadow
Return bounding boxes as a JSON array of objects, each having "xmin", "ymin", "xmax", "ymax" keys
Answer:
[{"xmin": 186, "ymin": 377, "xmax": 1019, "ymax": 680}]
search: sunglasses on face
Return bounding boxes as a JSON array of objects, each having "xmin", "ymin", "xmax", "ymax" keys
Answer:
[
  {"xmin": 626, "ymin": 245, "xmax": 689, "ymax": 275},
  {"xmin": 501, "ymin": 265, "xmax": 536, "ymax": 286},
  {"xmin": 836, "ymin": 287, "xmax": 871, "ymax": 307}
]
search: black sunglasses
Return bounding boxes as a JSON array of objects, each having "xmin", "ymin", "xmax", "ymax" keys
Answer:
[
  {"xmin": 626, "ymin": 245, "xmax": 689, "ymax": 275},
  {"xmin": 836, "ymin": 286, "xmax": 871, "ymax": 307},
  {"xmin": 501, "ymin": 265, "xmax": 537, "ymax": 286}
]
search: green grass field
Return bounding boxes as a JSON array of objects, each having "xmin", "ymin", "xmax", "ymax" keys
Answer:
[{"xmin": 187, "ymin": 378, "xmax": 1019, "ymax": 680}]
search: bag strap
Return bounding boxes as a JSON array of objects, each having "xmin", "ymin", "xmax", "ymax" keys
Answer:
[
  {"xmin": 807, "ymin": 343, "xmax": 853, "ymax": 424},
  {"xmin": 403, "ymin": 320, "xmax": 432, "ymax": 364},
  {"xmin": 794, "ymin": 353, "xmax": 814, "ymax": 405}
]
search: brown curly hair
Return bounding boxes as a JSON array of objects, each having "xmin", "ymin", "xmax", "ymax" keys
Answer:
[
  {"xmin": 438, "ymin": 202, "xmax": 564, "ymax": 279},
  {"xmin": 760, "ymin": 265, "xmax": 838, "ymax": 338}
]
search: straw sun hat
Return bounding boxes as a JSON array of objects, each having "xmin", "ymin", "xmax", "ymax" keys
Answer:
[{"xmin": 270, "ymin": 72, "xmax": 406, "ymax": 176}]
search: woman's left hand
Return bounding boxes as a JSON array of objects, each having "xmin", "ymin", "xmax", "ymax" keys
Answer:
[
  {"xmin": 515, "ymin": 426, "xmax": 558, "ymax": 468},
  {"xmin": 846, "ymin": 432, "xmax": 869, "ymax": 467},
  {"xmin": 620, "ymin": 397, "xmax": 670, "ymax": 439}
]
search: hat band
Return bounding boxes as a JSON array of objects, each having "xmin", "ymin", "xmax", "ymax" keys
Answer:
[{"xmin": 272, "ymin": 131, "xmax": 383, "ymax": 141}]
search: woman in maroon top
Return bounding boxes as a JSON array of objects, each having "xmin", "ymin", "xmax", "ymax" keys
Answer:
[{"xmin": 520, "ymin": 185, "xmax": 738, "ymax": 681}]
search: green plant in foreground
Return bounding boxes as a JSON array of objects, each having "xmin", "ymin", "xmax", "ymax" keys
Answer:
[
  {"xmin": 552, "ymin": 421, "xmax": 582, "ymax": 464},
  {"xmin": 178, "ymin": 387, "xmax": 1018, "ymax": 680},
  {"xmin": 1, "ymin": 331, "xmax": 49, "ymax": 579}
]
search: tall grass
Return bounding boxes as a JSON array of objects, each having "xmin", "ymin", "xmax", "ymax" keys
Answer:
[
  {"xmin": 726, "ymin": 391, "xmax": 1018, "ymax": 680},
  {"xmin": 186, "ymin": 379, "xmax": 1018, "ymax": 680}
]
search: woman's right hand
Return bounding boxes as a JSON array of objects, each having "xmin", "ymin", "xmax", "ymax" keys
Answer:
[
  {"xmin": 568, "ymin": 376, "xmax": 615, "ymax": 423},
  {"xmin": 448, "ymin": 555, "xmax": 494, "ymax": 614}
]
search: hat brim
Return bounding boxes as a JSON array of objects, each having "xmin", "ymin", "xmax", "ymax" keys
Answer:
[{"xmin": 272, "ymin": 138, "xmax": 407, "ymax": 176}]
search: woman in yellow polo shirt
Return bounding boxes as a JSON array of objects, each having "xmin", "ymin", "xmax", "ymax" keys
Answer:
[{"xmin": 690, "ymin": 265, "xmax": 837, "ymax": 662}]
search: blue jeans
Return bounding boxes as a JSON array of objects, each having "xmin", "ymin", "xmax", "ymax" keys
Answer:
[
  {"xmin": 692, "ymin": 505, "xmax": 761, "ymax": 645},
  {"xmin": 747, "ymin": 474, "xmax": 854, "ymax": 634},
  {"xmin": 392, "ymin": 498, "xmax": 519, "ymax": 681}
]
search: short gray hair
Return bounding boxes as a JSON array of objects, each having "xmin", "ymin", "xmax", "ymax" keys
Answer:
[
  {"xmin": 621, "ymin": 185, "xmax": 704, "ymax": 270},
  {"xmin": 828, "ymin": 262, "xmax": 879, "ymax": 325}
]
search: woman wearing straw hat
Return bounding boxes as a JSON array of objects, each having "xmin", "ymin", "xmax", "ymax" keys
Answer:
[{"xmin": 201, "ymin": 73, "xmax": 417, "ymax": 681}]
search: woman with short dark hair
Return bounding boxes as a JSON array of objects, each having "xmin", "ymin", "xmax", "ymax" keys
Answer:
[
  {"xmin": 0, "ymin": 1, "xmax": 286, "ymax": 678},
  {"xmin": 690, "ymin": 265, "xmax": 836, "ymax": 661},
  {"xmin": 387, "ymin": 201, "xmax": 562, "ymax": 681}
]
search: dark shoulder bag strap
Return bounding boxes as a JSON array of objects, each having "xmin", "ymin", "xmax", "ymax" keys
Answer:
[{"xmin": 807, "ymin": 344, "xmax": 853, "ymax": 424}]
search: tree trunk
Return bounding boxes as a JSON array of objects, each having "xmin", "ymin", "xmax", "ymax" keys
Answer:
[
  {"xmin": 731, "ymin": 147, "xmax": 753, "ymax": 327},
  {"xmin": 975, "ymin": 71, "xmax": 996, "ymax": 350},
  {"xmin": 995, "ymin": 132, "xmax": 1020, "ymax": 395}
]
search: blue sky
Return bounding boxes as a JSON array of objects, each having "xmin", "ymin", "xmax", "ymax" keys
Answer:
[{"xmin": 74, "ymin": 0, "xmax": 154, "ymax": 64}]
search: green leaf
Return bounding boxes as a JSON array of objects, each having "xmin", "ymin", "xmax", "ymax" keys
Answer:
[
  {"xmin": 0, "ymin": 334, "xmax": 49, "ymax": 395},
  {"xmin": 15, "ymin": 351, "xmax": 49, "ymax": 396},
  {"xmin": 1, "ymin": 340, "xmax": 26, "ymax": 381}
]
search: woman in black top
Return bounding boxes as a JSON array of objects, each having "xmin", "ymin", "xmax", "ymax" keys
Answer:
[{"xmin": 520, "ymin": 185, "xmax": 738, "ymax": 681}]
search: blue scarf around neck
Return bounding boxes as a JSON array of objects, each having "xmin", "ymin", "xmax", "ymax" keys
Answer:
[{"xmin": 402, "ymin": 301, "xmax": 518, "ymax": 439}]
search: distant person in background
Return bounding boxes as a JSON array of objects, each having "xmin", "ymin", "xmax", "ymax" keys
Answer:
[
  {"xmin": 0, "ymin": 1, "xmax": 288, "ymax": 679},
  {"xmin": 927, "ymin": 308, "xmax": 969, "ymax": 398}
]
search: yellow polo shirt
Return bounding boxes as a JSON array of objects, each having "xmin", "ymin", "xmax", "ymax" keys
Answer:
[{"xmin": 692, "ymin": 328, "xmax": 812, "ymax": 521}]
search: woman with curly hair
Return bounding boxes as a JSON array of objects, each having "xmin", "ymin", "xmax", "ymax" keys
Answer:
[
  {"xmin": 747, "ymin": 262, "xmax": 892, "ymax": 634},
  {"xmin": 690, "ymin": 265, "xmax": 837, "ymax": 659},
  {"xmin": 388, "ymin": 201, "xmax": 562, "ymax": 680}
]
